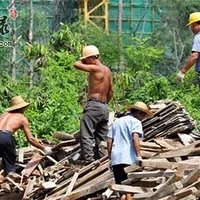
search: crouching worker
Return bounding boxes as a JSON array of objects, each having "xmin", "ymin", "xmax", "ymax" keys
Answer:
[
  {"xmin": 0, "ymin": 96, "xmax": 52, "ymax": 175},
  {"xmin": 107, "ymin": 101, "xmax": 153, "ymax": 200}
]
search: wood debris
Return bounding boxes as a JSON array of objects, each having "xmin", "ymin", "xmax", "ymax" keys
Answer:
[{"xmin": 0, "ymin": 100, "xmax": 200, "ymax": 200}]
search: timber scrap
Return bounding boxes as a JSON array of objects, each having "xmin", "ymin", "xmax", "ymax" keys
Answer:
[{"xmin": 0, "ymin": 99, "xmax": 200, "ymax": 199}]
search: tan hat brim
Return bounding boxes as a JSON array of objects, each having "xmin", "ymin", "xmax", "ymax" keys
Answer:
[
  {"xmin": 127, "ymin": 105, "xmax": 153, "ymax": 119},
  {"xmin": 6, "ymin": 102, "xmax": 30, "ymax": 112},
  {"xmin": 80, "ymin": 55, "xmax": 89, "ymax": 60},
  {"xmin": 80, "ymin": 54, "xmax": 99, "ymax": 60}
]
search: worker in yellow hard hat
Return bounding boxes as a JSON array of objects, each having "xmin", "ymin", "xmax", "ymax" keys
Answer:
[{"xmin": 177, "ymin": 12, "xmax": 200, "ymax": 86}]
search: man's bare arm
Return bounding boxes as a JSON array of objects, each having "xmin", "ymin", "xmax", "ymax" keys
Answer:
[
  {"xmin": 74, "ymin": 61, "xmax": 100, "ymax": 72},
  {"xmin": 181, "ymin": 52, "xmax": 199, "ymax": 73},
  {"xmin": 22, "ymin": 118, "xmax": 45, "ymax": 150},
  {"xmin": 107, "ymin": 137, "xmax": 113, "ymax": 159},
  {"xmin": 132, "ymin": 132, "xmax": 141, "ymax": 157}
]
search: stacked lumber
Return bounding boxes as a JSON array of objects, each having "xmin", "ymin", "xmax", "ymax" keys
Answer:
[
  {"xmin": 0, "ymin": 99, "xmax": 200, "ymax": 199},
  {"xmin": 143, "ymin": 100, "xmax": 196, "ymax": 142},
  {"xmin": 110, "ymin": 140, "xmax": 200, "ymax": 200},
  {"xmin": 0, "ymin": 139, "xmax": 114, "ymax": 200}
]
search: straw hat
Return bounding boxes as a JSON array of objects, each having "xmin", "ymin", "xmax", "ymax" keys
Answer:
[
  {"xmin": 127, "ymin": 101, "xmax": 153, "ymax": 119},
  {"xmin": 6, "ymin": 96, "xmax": 30, "ymax": 112},
  {"xmin": 80, "ymin": 45, "xmax": 100, "ymax": 60}
]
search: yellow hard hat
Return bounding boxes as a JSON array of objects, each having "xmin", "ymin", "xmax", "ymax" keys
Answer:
[
  {"xmin": 80, "ymin": 45, "xmax": 100, "ymax": 60},
  {"xmin": 187, "ymin": 12, "xmax": 200, "ymax": 26}
]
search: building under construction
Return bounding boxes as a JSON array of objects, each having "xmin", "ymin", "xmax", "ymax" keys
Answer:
[{"xmin": 0, "ymin": 0, "xmax": 160, "ymax": 38}]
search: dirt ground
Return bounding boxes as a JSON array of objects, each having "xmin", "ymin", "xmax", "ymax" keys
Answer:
[{"xmin": 0, "ymin": 193, "xmax": 23, "ymax": 200}]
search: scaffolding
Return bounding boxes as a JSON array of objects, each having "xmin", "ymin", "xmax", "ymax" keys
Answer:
[
  {"xmin": 79, "ymin": 0, "xmax": 160, "ymax": 38},
  {"xmin": 0, "ymin": 0, "xmax": 160, "ymax": 39},
  {"xmin": 78, "ymin": 0, "xmax": 109, "ymax": 33}
]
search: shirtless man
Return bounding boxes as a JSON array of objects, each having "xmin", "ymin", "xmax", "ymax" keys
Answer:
[
  {"xmin": 0, "ymin": 96, "xmax": 52, "ymax": 175},
  {"xmin": 74, "ymin": 45, "xmax": 113, "ymax": 163}
]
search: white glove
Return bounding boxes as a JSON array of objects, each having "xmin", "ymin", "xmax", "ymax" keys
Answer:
[
  {"xmin": 44, "ymin": 146, "xmax": 53, "ymax": 155},
  {"xmin": 177, "ymin": 71, "xmax": 185, "ymax": 83},
  {"xmin": 136, "ymin": 156, "xmax": 142, "ymax": 166}
]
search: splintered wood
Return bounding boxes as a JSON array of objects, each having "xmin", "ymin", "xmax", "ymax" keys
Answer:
[{"xmin": 0, "ymin": 100, "xmax": 200, "ymax": 199}]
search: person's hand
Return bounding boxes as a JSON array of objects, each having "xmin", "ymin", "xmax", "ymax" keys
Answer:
[
  {"xmin": 44, "ymin": 146, "xmax": 53, "ymax": 155},
  {"xmin": 177, "ymin": 71, "xmax": 185, "ymax": 83},
  {"xmin": 136, "ymin": 156, "xmax": 142, "ymax": 166}
]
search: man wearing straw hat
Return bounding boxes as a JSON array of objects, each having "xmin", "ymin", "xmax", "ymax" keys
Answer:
[
  {"xmin": 107, "ymin": 101, "xmax": 153, "ymax": 200},
  {"xmin": 0, "ymin": 96, "xmax": 52, "ymax": 175},
  {"xmin": 74, "ymin": 45, "xmax": 113, "ymax": 164}
]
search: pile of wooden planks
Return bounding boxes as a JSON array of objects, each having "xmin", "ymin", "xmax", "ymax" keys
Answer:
[
  {"xmin": 110, "ymin": 140, "xmax": 200, "ymax": 200},
  {"xmin": 0, "ymin": 99, "xmax": 200, "ymax": 200},
  {"xmin": 0, "ymin": 140, "xmax": 114, "ymax": 200},
  {"xmin": 143, "ymin": 100, "xmax": 196, "ymax": 142}
]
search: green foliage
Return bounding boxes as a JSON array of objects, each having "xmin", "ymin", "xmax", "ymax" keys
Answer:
[
  {"xmin": 125, "ymin": 38, "xmax": 163, "ymax": 74},
  {"xmin": 112, "ymin": 37, "xmax": 164, "ymax": 108},
  {"xmin": 26, "ymin": 51, "xmax": 82, "ymax": 137},
  {"xmin": 50, "ymin": 24, "xmax": 83, "ymax": 57},
  {"xmin": 128, "ymin": 76, "xmax": 172, "ymax": 103}
]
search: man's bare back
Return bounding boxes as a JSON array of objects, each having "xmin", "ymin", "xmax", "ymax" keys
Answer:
[
  {"xmin": 74, "ymin": 60, "xmax": 113, "ymax": 103},
  {"xmin": 0, "ymin": 112, "xmax": 26, "ymax": 134},
  {"xmin": 88, "ymin": 65, "xmax": 112, "ymax": 102}
]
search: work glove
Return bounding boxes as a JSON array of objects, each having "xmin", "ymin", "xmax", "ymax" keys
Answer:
[
  {"xmin": 177, "ymin": 71, "xmax": 185, "ymax": 83},
  {"xmin": 136, "ymin": 156, "xmax": 142, "ymax": 166},
  {"xmin": 44, "ymin": 146, "xmax": 53, "ymax": 155}
]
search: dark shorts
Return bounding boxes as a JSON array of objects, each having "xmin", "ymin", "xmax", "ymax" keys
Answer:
[
  {"xmin": 112, "ymin": 164, "xmax": 129, "ymax": 184},
  {"xmin": 0, "ymin": 130, "xmax": 16, "ymax": 175}
]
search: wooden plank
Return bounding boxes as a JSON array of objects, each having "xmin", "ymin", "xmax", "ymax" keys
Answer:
[
  {"xmin": 150, "ymin": 167, "xmax": 200, "ymax": 200},
  {"xmin": 47, "ymin": 157, "xmax": 109, "ymax": 198},
  {"xmin": 133, "ymin": 192, "xmax": 154, "ymax": 200},
  {"xmin": 128, "ymin": 169, "xmax": 175, "ymax": 179},
  {"xmin": 154, "ymin": 138, "xmax": 179, "ymax": 149},
  {"xmin": 21, "ymin": 153, "xmax": 43, "ymax": 178},
  {"xmin": 181, "ymin": 168, "xmax": 200, "ymax": 186},
  {"xmin": 1, "ymin": 182, "xmax": 11, "ymax": 192},
  {"xmin": 40, "ymin": 181, "xmax": 57, "ymax": 191},
  {"xmin": 140, "ymin": 159, "xmax": 178, "ymax": 169},
  {"xmin": 74, "ymin": 161, "xmax": 109, "ymax": 189},
  {"xmin": 124, "ymin": 164, "xmax": 141, "ymax": 174},
  {"xmin": 109, "ymin": 184, "xmax": 144, "ymax": 194},
  {"xmin": 156, "ymin": 140, "xmax": 200, "ymax": 158},
  {"xmin": 53, "ymin": 131, "xmax": 75, "ymax": 141},
  {"xmin": 65, "ymin": 172, "xmax": 79, "ymax": 195},
  {"xmin": 52, "ymin": 140, "xmax": 77, "ymax": 151},
  {"xmin": 18, "ymin": 148, "xmax": 24, "ymax": 163},
  {"xmin": 140, "ymin": 141, "xmax": 162, "ymax": 149},
  {"xmin": 102, "ymin": 188, "xmax": 113, "ymax": 199},
  {"xmin": 46, "ymin": 155, "xmax": 58, "ymax": 164},
  {"xmin": 6, "ymin": 176, "xmax": 24, "ymax": 192},
  {"xmin": 141, "ymin": 150, "xmax": 157, "ymax": 158},
  {"xmin": 22, "ymin": 176, "xmax": 36, "ymax": 200},
  {"xmin": 60, "ymin": 178, "xmax": 112, "ymax": 200},
  {"xmin": 173, "ymin": 187, "xmax": 197, "ymax": 199}
]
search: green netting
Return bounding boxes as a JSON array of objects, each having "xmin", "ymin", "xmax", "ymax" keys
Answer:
[
  {"xmin": 109, "ymin": 0, "xmax": 161, "ymax": 39},
  {"xmin": 0, "ymin": 0, "xmax": 160, "ymax": 41}
]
